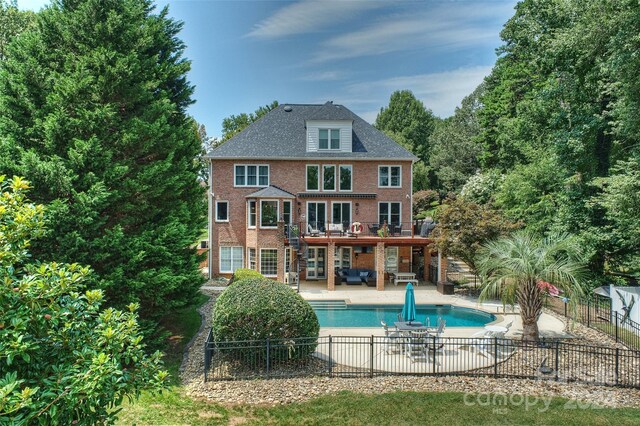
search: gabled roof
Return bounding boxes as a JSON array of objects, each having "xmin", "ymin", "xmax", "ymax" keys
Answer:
[
  {"xmin": 245, "ymin": 185, "xmax": 295, "ymax": 199},
  {"xmin": 206, "ymin": 102, "xmax": 417, "ymax": 161}
]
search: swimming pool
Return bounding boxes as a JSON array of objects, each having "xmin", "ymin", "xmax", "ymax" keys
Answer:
[{"xmin": 312, "ymin": 303, "xmax": 496, "ymax": 328}]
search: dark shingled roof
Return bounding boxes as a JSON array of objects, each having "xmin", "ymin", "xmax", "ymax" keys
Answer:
[
  {"xmin": 245, "ymin": 185, "xmax": 295, "ymax": 199},
  {"xmin": 207, "ymin": 102, "xmax": 417, "ymax": 160}
]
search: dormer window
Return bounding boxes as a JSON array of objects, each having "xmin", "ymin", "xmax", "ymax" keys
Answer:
[{"xmin": 319, "ymin": 129, "xmax": 340, "ymax": 150}]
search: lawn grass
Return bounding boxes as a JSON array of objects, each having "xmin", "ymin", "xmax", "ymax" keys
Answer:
[{"xmin": 117, "ymin": 389, "xmax": 640, "ymax": 425}]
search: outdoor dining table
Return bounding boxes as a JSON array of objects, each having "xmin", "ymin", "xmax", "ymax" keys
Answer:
[{"xmin": 394, "ymin": 321, "xmax": 428, "ymax": 332}]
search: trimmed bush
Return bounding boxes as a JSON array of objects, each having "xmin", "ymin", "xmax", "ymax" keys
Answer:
[
  {"xmin": 228, "ymin": 268, "xmax": 263, "ymax": 285},
  {"xmin": 211, "ymin": 278, "xmax": 319, "ymax": 360}
]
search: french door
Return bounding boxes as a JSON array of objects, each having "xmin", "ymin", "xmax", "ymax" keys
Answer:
[{"xmin": 306, "ymin": 247, "xmax": 326, "ymax": 279}]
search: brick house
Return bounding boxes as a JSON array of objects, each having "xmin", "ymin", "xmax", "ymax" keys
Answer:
[{"xmin": 205, "ymin": 102, "xmax": 444, "ymax": 290}]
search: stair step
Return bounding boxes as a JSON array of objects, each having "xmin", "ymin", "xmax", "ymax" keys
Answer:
[{"xmin": 308, "ymin": 300, "xmax": 347, "ymax": 310}]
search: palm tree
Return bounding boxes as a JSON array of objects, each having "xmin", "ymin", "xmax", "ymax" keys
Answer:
[{"xmin": 476, "ymin": 231, "xmax": 586, "ymax": 341}]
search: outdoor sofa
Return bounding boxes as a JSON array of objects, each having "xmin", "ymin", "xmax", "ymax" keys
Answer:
[{"xmin": 335, "ymin": 268, "xmax": 376, "ymax": 286}]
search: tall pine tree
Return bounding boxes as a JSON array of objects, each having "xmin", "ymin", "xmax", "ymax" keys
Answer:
[{"xmin": 0, "ymin": 0, "xmax": 206, "ymax": 336}]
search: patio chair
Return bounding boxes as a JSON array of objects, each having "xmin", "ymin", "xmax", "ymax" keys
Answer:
[
  {"xmin": 397, "ymin": 313, "xmax": 404, "ymax": 322},
  {"xmin": 427, "ymin": 320, "xmax": 446, "ymax": 355},
  {"xmin": 306, "ymin": 223, "xmax": 320, "ymax": 237},
  {"xmin": 381, "ymin": 321, "xmax": 402, "ymax": 354},
  {"xmin": 406, "ymin": 330, "xmax": 430, "ymax": 362}
]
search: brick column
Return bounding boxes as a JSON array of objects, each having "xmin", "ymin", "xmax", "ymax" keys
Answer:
[
  {"xmin": 376, "ymin": 242, "xmax": 385, "ymax": 291},
  {"xmin": 277, "ymin": 221, "xmax": 286, "ymax": 283},
  {"xmin": 438, "ymin": 254, "xmax": 448, "ymax": 283},
  {"xmin": 423, "ymin": 247, "xmax": 431, "ymax": 283},
  {"xmin": 327, "ymin": 242, "xmax": 335, "ymax": 291}
]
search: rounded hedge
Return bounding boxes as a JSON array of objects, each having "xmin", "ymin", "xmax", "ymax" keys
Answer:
[
  {"xmin": 211, "ymin": 278, "xmax": 320, "ymax": 360},
  {"xmin": 228, "ymin": 268, "xmax": 263, "ymax": 285}
]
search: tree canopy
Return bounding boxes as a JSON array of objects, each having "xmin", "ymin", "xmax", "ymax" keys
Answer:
[
  {"xmin": 0, "ymin": 0, "xmax": 206, "ymax": 339},
  {"xmin": 221, "ymin": 100, "xmax": 279, "ymax": 141}
]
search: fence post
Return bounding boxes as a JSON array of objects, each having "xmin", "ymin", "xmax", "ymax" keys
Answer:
[
  {"xmin": 615, "ymin": 348, "xmax": 619, "ymax": 386},
  {"xmin": 266, "ymin": 338, "xmax": 270, "ymax": 376},
  {"xmin": 204, "ymin": 346, "xmax": 208, "ymax": 383},
  {"xmin": 328, "ymin": 336, "xmax": 333, "ymax": 377},
  {"xmin": 564, "ymin": 301, "xmax": 567, "ymax": 318},
  {"xmin": 432, "ymin": 335, "xmax": 437, "ymax": 375},
  {"xmin": 587, "ymin": 299, "xmax": 591, "ymax": 327},
  {"xmin": 615, "ymin": 314, "xmax": 619, "ymax": 343},
  {"xmin": 554, "ymin": 341, "xmax": 560, "ymax": 381},
  {"xmin": 494, "ymin": 337, "xmax": 498, "ymax": 378},
  {"xmin": 370, "ymin": 335, "xmax": 374, "ymax": 378}
]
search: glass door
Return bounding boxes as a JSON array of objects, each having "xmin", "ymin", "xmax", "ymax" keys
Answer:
[
  {"xmin": 334, "ymin": 247, "xmax": 352, "ymax": 269},
  {"xmin": 307, "ymin": 202, "xmax": 326, "ymax": 233},
  {"xmin": 385, "ymin": 247, "xmax": 398, "ymax": 274},
  {"xmin": 331, "ymin": 202, "xmax": 351, "ymax": 229},
  {"xmin": 306, "ymin": 247, "xmax": 326, "ymax": 279}
]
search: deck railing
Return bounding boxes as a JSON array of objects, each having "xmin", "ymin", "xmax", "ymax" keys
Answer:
[
  {"xmin": 204, "ymin": 333, "xmax": 640, "ymax": 387},
  {"xmin": 301, "ymin": 221, "xmax": 415, "ymax": 238}
]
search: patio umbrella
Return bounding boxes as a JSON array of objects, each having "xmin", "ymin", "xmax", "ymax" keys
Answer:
[{"xmin": 401, "ymin": 283, "xmax": 417, "ymax": 324}]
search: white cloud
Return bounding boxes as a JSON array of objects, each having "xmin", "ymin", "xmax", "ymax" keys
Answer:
[
  {"xmin": 311, "ymin": 3, "xmax": 512, "ymax": 63},
  {"xmin": 247, "ymin": 0, "xmax": 383, "ymax": 38},
  {"xmin": 345, "ymin": 65, "xmax": 493, "ymax": 117},
  {"xmin": 300, "ymin": 70, "xmax": 345, "ymax": 81}
]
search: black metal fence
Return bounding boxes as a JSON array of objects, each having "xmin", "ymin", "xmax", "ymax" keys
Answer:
[
  {"xmin": 204, "ymin": 331, "xmax": 640, "ymax": 388},
  {"xmin": 548, "ymin": 296, "xmax": 640, "ymax": 350}
]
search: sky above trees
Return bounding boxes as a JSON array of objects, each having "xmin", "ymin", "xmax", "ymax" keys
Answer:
[{"xmin": 18, "ymin": 0, "xmax": 518, "ymax": 137}]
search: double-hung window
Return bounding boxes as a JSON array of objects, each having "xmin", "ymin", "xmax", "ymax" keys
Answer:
[
  {"xmin": 339, "ymin": 165, "xmax": 352, "ymax": 191},
  {"xmin": 379, "ymin": 202, "xmax": 401, "ymax": 226},
  {"xmin": 247, "ymin": 248, "xmax": 256, "ymax": 270},
  {"xmin": 260, "ymin": 248, "xmax": 278, "ymax": 277},
  {"xmin": 247, "ymin": 200, "xmax": 257, "ymax": 228},
  {"xmin": 260, "ymin": 200, "xmax": 278, "ymax": 228},
  {"xmin": 306, "ymin": 165, "xmax": 319, "ymax": 191},
  {"xmin": 234, "ymin": 165, "xmax": 269, "ymax": 187},
  {"xmin": 323, "ymin": 165, "xmax": 335, "ymax": 191},
  {"xmin": 215, "ymin": 201, "xmax": 229, "ymax": 222},
  {"xmin": 378, "ymin": 166, "xmax": 401, "ymax": 188},
  {"xmin": 220, "ymin": 247, "xmax": 243, "ymax": 273},
  {"xmin": 319, "ymin": 129, "xmax": 340, "ymax": 150}
]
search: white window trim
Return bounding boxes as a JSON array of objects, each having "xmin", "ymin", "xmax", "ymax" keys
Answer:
[
  {"xmin": 260, "ymin": 248, "xmax": 278, "ymax": 277},
  {"xmin": 322, "ymin": 165, "xmax": 336, "ymax": 191},
  {"xmin": 318, "ymin": 128, "xmax": 341, "ymax": 151},
  {"xmin": 233, "ymin": 164, "xmax": 270, "ymax": 187},
  {"xmin": 219, "ymin": 246, "xmax": 243, "ymax": 273},
  {"xmin": 306, "ymin": 164, "xmax": 320, "ymax": 192},
  {"xmin": 247, "ymin": 199, "xmax": 257, "ymax": 229},
  {"xmin": 378, "ymin": 165, "xmax": 402, "ymax": 188},
  {"xmin": 378, "ymin": 201, "xmax": 402, "ymax": 225},
  {"xmin": 331, "ymin": 201, "xmax": 352, "ymax": 226},
  {"xmin": 215, "ymin": 200, "xmax": 229, "ymax": 222},
  {"xmin": 339, "ymin": 164, "xmax": 353, "ymax": 192},
  {"xmin": 259, "ymin": 199, "xmax": 279, "ymax": 229}
]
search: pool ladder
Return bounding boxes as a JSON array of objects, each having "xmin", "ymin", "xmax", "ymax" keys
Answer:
[{"xmin": 308, "ymin": 300, "xmax": 347, "ymax": 310}]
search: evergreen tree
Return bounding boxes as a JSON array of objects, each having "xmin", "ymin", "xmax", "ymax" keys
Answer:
[{"xmin": 0, "ymin": 0, "xmax": 206, "ymax": 337}]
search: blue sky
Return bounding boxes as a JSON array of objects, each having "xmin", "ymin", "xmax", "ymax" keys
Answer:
[{"xmin": 18, "ymin": 0, "xmax": 518, "ymax": 138}]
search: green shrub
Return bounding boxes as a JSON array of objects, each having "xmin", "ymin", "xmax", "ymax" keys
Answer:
[
  {"xmin": 228, "ymin": 268, "xmax": 263, "ymax": 284},
  {"xmin": 211, "ymin": 278, "xmax": 319, "ymax": 360}
]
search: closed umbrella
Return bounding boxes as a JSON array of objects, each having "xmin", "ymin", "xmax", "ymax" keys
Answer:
[{"xmin": 401, "ymin": 283, "xmax": 416, "ymax": 324}]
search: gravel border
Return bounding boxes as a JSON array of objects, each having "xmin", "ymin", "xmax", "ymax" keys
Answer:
[{"xmin": 179, "ymin": 290, "xmax": 640, "ymax": 408}]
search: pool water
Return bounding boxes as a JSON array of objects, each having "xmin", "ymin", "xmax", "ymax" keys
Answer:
[{"xmin": 312, "ymin": 304, "xmax": 495, "ymax": 328}]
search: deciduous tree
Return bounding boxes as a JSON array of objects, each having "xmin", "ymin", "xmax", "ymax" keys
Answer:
[{"xmin": 0, "ymin": 176, "xmax": 167, "ymax": 424}]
